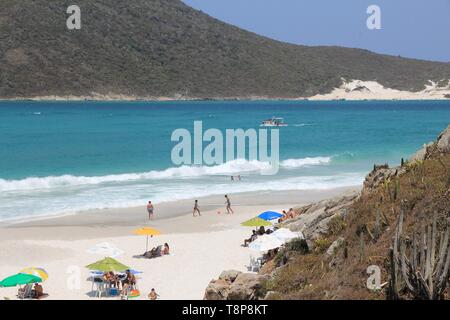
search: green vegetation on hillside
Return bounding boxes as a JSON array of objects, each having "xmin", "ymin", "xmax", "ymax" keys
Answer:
[{"xmin": 1, "ymin": 0, "xmax": 450, "ymax": 99}]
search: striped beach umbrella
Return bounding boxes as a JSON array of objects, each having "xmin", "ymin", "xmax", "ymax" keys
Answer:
[{"xmin": 19, "ymin": 267, "xmax": 49, "ymax": 281}]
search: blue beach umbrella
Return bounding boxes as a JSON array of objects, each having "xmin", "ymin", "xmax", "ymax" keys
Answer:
[{"xmin": 258, "ymin": 211, "xmax": 283, "ymax": 221}]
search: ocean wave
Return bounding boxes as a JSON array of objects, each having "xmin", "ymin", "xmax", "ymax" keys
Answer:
[
  {"xmin": 0, "ymin": 157, "xmax": 332, "ymax": 192},
  {"xmin": 280, "ymin": 157, "xmax": 331, "ymax": 168},
  {"xmin": 0, "ymin": 172, "xmax": 365, "ymax": 222}
]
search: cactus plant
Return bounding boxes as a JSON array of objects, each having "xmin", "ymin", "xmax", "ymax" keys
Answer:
[{"xmin": 388, "ymin": 211, "xmax": 450, "ymax": 300}]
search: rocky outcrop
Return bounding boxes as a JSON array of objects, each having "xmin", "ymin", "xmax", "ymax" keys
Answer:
[
  {"xmin": 362, "ymin": 165, "xmax": 406, "ymax": 193},
  {"xmin": 204, "ymin": 271, "xmax": 268, "ymax": 300},
  {"xmin": 410, "ymin": 142, "xmax": 433, "ymax": 162},
  {"xmin": 436, "ymin": 125, "xmax": 450, "ymax": 153},
  {"xmin": 282, "ymin": 191, "xmax": 358, "ymax": 246},
  {"xmin": 363, "ymin": 125, "xmax": 450, "ymax": 195},
  {"xmin": 326, "ymin": 237, "xmax": 345, "ymax": 257}
]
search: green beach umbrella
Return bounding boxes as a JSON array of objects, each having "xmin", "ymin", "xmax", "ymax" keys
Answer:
[
  {"xmin": 86, "ymin": 257, "xmax": 130, "ymax": 273},
  {"xmin": 241, "ymin": 217, "xmax": 272, "ymax": 227},
  {"xmin": 0, "ymin": 273, "xmax": 42, "ymax": 287}
]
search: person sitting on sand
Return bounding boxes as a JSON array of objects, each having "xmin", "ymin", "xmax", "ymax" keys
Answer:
[
  {"xmin": 148, "ymin": 288, "xmax": 159, "ymax": 300},
  {"xmin": 33, "ymin": 283, "xmax": 44, "ymax": 299},
  {"xmin": 287, "ymin": 208, "xmax": 295, "ymax": 219},
  {"xmin": 162, "ymin": 243, "xmax": 170, "ymax": 255},
  {"xmin": 104, "ymin": 271, "xmax": 119, "ymax": 288},
  {"xmin": 103, "ymin": 271, "xmax": 112, "ymax": 284},
  {"xmin": 145, "ymin": 245, "xmax": 163, "ymax": 258},
  {"xmin": 244, "ymin": 230, "xmax": 257, "ymax": 247},
  {"xmin": 257, "ymin": 226, "xmax": 266, "ymax": 236},
  {"xmin": 121, "ymin": 270, "xmax": 136, "ymax": 294},
  {"xmin": 278, "ymin": 210, "xmax": 288, "ymax": 223}
]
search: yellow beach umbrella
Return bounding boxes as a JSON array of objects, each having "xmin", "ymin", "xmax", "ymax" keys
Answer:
[
  {"xmin": 133, "ymin": 227, "xmax": 161, "ymax": 253},
  {"xmin": 19, "ymin": 267, "xmax": 49, "ymax": 281}
]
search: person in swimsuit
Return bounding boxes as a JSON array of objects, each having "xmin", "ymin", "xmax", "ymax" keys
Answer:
[
  {"xmin": 225, "ymin": 195, "xmax": 234, "ymax": 214},
  {"xmin": 193, "ymin": 200, "xmax": 201, "ymax": 217},
  {"xmin": 146, "ymin": 201, "xmax": 154, "ymax": 220},
  {"xmin": 148, "ymin": 288, "xmax": 159, "ymax": 300}
]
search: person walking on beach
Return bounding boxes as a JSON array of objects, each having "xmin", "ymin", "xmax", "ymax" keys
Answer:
[
  {"xmin": 193, "ymin": 200, "xmax": 201, "ymax": 217},
  {"xmin": 225, "ymin": 195, "xmax": 234, "ymax": 214},
  {"xmin": 146, "ymin": 201, "xmax": 154, "ymax": 220}
]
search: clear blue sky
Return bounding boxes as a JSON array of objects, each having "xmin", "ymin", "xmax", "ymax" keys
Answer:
[{"xmin": 182, "ymin": 0, "xmax": 450, "ymax": 62}]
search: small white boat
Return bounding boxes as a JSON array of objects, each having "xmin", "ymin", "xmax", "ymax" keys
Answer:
[{"xmin": 260, "ymin": 117, "xmax": 288, "ymax": 127}]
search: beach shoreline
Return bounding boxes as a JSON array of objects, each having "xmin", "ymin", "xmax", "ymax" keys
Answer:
[
  {"xmin": 0, "ymin": 187, "xmax": 358, "ymax": 300},
  {"xmin": 1, "ymin": 80, "xmax": 450, "ymax": 102}
]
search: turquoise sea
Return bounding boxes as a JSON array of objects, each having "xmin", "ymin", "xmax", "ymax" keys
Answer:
[{"xmin": 0, "ymin": 100, "xmax": 449, "ymax": 222}]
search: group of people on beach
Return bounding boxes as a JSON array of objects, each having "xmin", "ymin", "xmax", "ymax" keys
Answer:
[
  {"xmin": 278, "ymin": 208, "xmax": 297, "ymax": 223},
  {"xmin": 146, "ymin": 194, "xmax": 235, "ymax": 220},
  {"xmin": 102, "ymin": 270, "xmax": 160, "ymax": 300},
  {"xmin": 101, "ymin": 269, "xmax": 136, "ymax": 294},
  {"xmin": 243, "ymin": 226, "xmax": 273, "ymax": 247},
  {"xmin": 18, "ymin": 282, "xmax": 44, "ymax": 299}
]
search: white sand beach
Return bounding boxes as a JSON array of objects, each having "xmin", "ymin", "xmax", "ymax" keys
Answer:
[
  {"xmin": 0, "ymin": 187, "xmax": 354, "ymax": 300},
  {"xmin": 4, "ymin": 79, "xmax": 450, "ymax": 102}
]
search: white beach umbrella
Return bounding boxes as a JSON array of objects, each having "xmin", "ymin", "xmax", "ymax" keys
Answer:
[
  {"xmin": 87, "ymin": 242, "xmax": 125, "ymax": 258},
  {"xmin": 249, "ymin": 234, "xmax": 284, "ymax": 252},
  {"xmin": 271, "ymin": 228, "xmax": 304, "ymax": 243}
]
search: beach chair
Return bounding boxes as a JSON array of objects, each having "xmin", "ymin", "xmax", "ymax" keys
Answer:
[
  {"xmin": 17, "ymin": 284, "xmax": 33, "ymax": 299},
  {"xmin": 91, "ymin": 277, "xmax": 107, "ymax": 298}
]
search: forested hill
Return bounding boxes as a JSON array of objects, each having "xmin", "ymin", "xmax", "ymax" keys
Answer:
[{"xmin": 1, "ymin": 0, "xmax": 450, "ymax": 99}]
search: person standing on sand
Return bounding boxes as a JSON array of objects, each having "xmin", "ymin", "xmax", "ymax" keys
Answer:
[
  {"xmin": 225, "ymin": 195, "xmax": 234, "ymax": 214},
  {"xmin": 146, "ymin": 201, "xmax": 154, "ymax": 220},
  {"xmin": 193, "ymin": 200, "xmax": 201, "ymax": 217}
]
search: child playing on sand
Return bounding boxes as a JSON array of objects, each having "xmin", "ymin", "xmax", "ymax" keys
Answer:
[{"xmin": 193, "ymin": 200, "xmax": 201, "ymax": 217}]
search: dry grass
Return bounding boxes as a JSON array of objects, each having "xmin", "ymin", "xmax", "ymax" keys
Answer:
[{"xmin": 268, "ymin": 153, "xmax": 450, "ymax": 300}]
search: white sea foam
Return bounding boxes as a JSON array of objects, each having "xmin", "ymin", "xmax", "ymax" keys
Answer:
[
  {"xmin": 0, "ymin": 172, "xmax": 365, "ymax": 223},
  {"xmin": 0, "ymin": 157, "xmax": 331, "ymax": 192},
  {"xmin": 280, "ymin": 157, "xmax": 330, "ymax": 168}
]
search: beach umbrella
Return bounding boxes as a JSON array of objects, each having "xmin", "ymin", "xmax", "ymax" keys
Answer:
[
  {"xmin": 19, "ymin": 267, "xmax": 49, "ymax": 281},
  {"xmin": 0, "ymin": 273, "xmax": 42, "ymax": 287},
  {"xmin": 271, "ymin": 228, "xmax": 304, "ymax": 243},
  {"xmin": 249, "ymin": 234, "xmax": 284, "ymax": 252},
  {"xmin": 258, "ymin": 211, "xmax": 283, "ymax": 221},
  {"xmin": 87, "ymin": 242, "xmax": 125, "ymax": 258},
  {"xmin": 133, "ymin": 227, "xmax": 161, "ymax": 253},
  {"xmin": 85, "ymin": 257, "xmax": 130, "ymax": 273},
  {"xmin": 241, "ymin": 217, "xmax": 272, "ymax": 228}
]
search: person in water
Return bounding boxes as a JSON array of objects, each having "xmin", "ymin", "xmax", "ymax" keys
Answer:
[
  {"xmin": 193, "ymin": 200, "xmax": 201, "ymax": 217},
  {"xmin": 225, "ymin": 195, "xmax": 234, "ymax": 214},
  {"xmin": 146, "ymin": 201, "xmax": 154, "ymax": 220}
]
